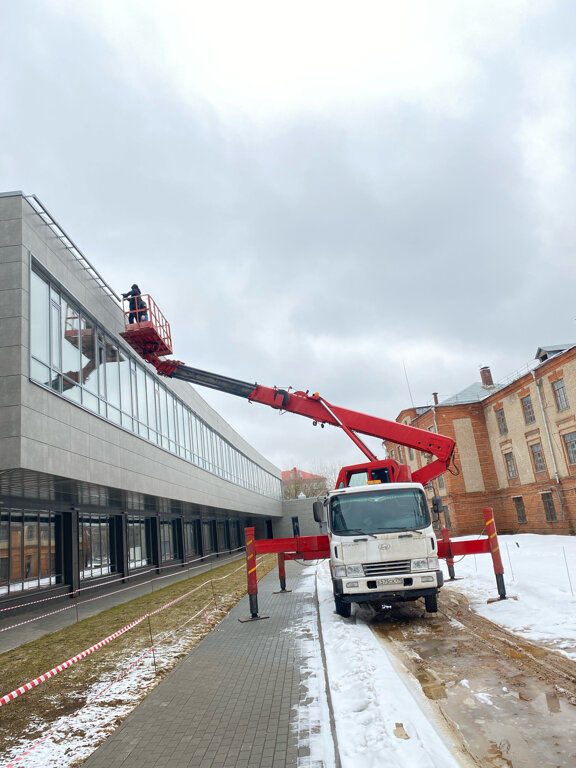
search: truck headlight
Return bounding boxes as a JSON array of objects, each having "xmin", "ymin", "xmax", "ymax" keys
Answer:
[
  {"xmin": 346, "ymin": 564, "xmax": 363, "ymax": 578},
  {"xmin": 411, "ymin": 558, "xmax": 428, "ymax": 571}
]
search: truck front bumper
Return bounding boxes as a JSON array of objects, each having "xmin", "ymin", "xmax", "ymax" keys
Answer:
[{"xmin": 333, "ymin": 569, "xmax": 444, "ymax": 604}]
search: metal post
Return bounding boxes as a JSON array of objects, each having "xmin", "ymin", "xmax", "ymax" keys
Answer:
[
  {"xmin": 483, "ymin": 507, "xmax": 506, "ymax": 600},
  {"xmin": 273, "ymin": 552, "xmax": 292, "ymax": 594},
  {"xmin": 238, "ymin": 527, "xmax": 269, "ymax": 622},
  {"xmin": 441, "ymin": 527, "xmax": 456, "ymax": 580}
]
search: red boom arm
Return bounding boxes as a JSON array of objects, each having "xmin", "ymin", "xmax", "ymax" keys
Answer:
[
  {"xmin": 118, "ymin": 308, "xmax": 455, "ymax": 485},
  {"xmin": 145, "ymin": 359, "xmax": 455, "ymax": 485}
]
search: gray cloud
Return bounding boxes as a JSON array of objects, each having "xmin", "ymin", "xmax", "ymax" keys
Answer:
[{"xmin": 3, "ymin": 1, "xmax": 576, "ymax": 469}]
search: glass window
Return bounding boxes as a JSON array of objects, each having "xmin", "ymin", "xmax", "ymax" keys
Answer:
[
  {"xmin": 61, "ymin": 298, "xmax": 81, "ymax": 379},
  {"xmin": 504, "ymin": 452, "xmax": 518, "ymax": 479},
  {"xmin": 513, "ymin": 497, "xmax": 527, "ymax": 524},
  {"xmin": 0, "ymin": 510, "xmax": 58, "ymax": 594},
  {"xmin": 202, "ymin": 521, "xmax": 214, "ymax": 554},
  {"xmin": 529, "ymin": 443, "xmax": 546, "ymax": 473},
  {"xmin": 50, "ymin": 300, "xmax": 61, "ymax": 371},
  {"xmin": 136, "ymin": 366, "xmax": 148, "ymax": 436},
  {"xmin": 184, "ymin": 520, "xmax": 201, "ymax": 557},
  {"xmin": 146, "ymin": 374, "xmax": 157, "ymax": 432},
  {"xmin": 79, "ymin": 514, "xmax": 115, "ymax": 579},
  {"xmin": 564, "ymin": 431, "xmax": 576, "ymax": 465},
  {"xmin": 30, "ymin": 270, "xmax": 50, "ymax": 363},
  {"xmin": 330, "ymin": 488, "xmax": 430, "ymax": 535},
  {"xmin": 159, "ymin": 387, "xmax": 169, "ymax": 448},
  {"xmin": 495, "ymin": 408, "xmax": 508, "ymax": 436},
  {"xmin": 541, "ymin": 492, "xmax": 557, "ymax": 522},
  {"xmin": 97, "ymin": 333, "xmax": 106, "ymax": 399},
  {"xmin": 521, "ymin": 395, "xmax": 535, "ymax": 425},
  {"xmin": 0, "ymin": 512, "xmax": 9, "ymax": 590},
  {"xmin": 105, "ymin": 342, "xmax": 121, "ymax": 408},
  {"xmin": 552, "ymin": 379, "xmax": 569, "ymax": 411},
  {"xmin": 62, "ymin": 376, "xmax": 82, "ymax": 404},
  {"xmin": 30, "ymin": 359, "xmax": 51, "ymax": 387},
  {"xmin": 119, "ymin": 347, "xmax": 132, "ymax": 414},
  {"xmin": 127, "ymin": 516, "xmax": 152, "ymax": 569},
  {"xmin": 80, "ymin": 315, "xmax": 98, "ymax": 393}
]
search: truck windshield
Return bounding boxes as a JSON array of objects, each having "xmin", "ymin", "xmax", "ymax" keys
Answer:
[{"xmin": 329, "ymin": 488, "xmax": 430, "ymax": 535}]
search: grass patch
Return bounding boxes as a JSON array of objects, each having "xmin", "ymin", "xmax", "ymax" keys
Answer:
[{"xmin": 0, "ymin": 554, "xmax": 277, "ymax": 758}]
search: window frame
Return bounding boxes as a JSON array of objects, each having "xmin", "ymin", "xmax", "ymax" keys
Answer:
[
  {"xmin": 520, "ymin": 395, "xmax": 535, "ymax": 425},
  {"xmin": 495, "ymin": 407, "xmax": 508, "ymax": 436},
  {"xmin": 503, "ymin": 452, "xmax": 518, "ymax": 479},
  {"xmin": 513, "ymin": 496, "xmax": 527, "ymax": 524},
  {"xmin": 541, "ymin": 492, "xmax": 557, "ymax": 522},
  {"xmin": 529, "ymin": 442, "xmax": 546, "ymax": 474},
  {"xmin": 552, "ymin": 379, "xmax": 569, "ymax": 412},
  {"xmin": 563, "ymin": 431, "xmax": 576, "ymax": 465}
]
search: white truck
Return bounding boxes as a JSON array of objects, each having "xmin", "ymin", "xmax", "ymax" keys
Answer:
[{"xmin": 313, "ymin": 481, "xmax": 443, "ymax": 617}]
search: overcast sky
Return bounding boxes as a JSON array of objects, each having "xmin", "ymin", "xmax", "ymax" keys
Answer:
[{"xmin": 3, "ymin": 1, "xmax": 576, "ymax": 472}]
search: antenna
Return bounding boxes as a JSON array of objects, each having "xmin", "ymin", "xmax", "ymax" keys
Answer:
[{"xmin": 402, "ymin": 360, "xmax": 415, "ymax": 408}]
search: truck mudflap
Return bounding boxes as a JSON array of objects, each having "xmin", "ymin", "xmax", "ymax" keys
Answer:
[{"xmin": 333, "ymin": 569, "xmax": 444, "ymax": 604}]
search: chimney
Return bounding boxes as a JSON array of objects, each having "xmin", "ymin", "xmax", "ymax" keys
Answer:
[
  {"xmin": 432, "ymin": 392, "xmax": 439, "ymax": 405},
  {"xmin": 480, "ymin": 366, "xmax": 494, "ymax": 386}
]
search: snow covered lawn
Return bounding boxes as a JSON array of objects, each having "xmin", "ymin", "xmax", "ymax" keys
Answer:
[{"xmin": 443, "ymin": 533, "xmax": 576, "ymax": 660}]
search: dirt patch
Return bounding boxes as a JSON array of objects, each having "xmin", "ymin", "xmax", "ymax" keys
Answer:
[{"xmin": 368, "ymin": 592, "xmax": 576, "ymax": 767}]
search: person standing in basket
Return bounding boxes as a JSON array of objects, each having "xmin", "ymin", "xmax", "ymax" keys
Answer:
[{"xmin": 122, "ymin": 284, "xmax": 147, "ymax": 323}]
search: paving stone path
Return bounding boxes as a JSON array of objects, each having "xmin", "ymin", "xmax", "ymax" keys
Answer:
[{"xmin": 83, "ymin": 561, "xmax": 330, "ymax": 768}]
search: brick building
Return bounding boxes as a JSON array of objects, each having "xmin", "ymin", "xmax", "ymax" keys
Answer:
[
  {"xmin": 385, "ymin": 347, "xmax": 576, "ymax": 537},
  {"xmin": 281, "ymin": 467, "xmax": 328, "ymax": 500}
]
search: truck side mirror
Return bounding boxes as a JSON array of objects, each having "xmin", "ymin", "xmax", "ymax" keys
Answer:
[
  {"xmin": 312, "ymin": 501, "xmax": 324, "ymax": 523},
  {"xmin": 431, "ymin": 495, "xmax": 442, "ymax": 521}
]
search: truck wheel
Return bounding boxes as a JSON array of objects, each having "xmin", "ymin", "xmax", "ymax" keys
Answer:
[
  {"xmin": 424, "ymin": 594, "xmax": 438, "ymax": 613},
  {"xmin": 334, "ymin": 596, "xmax": 351, "ymax": 618}
]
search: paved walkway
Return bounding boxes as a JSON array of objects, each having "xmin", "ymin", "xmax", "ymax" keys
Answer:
[{"xmin": 83, "ymin": 561, "xmax": 332, "ymax": 768}]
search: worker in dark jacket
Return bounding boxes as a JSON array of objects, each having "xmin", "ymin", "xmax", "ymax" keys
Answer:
[{"xmin": 122, "ymin": 284, "xmax": 147, "ymax": 323}]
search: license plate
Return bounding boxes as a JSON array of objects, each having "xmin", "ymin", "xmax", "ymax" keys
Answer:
[{"xmin": 376, "ymin": 577, "xmax": 404, "ymax": 587}]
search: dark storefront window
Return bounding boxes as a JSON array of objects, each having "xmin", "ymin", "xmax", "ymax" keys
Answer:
[
  {"xmin": 202, "ymin": 521, "xmax": 215, "ymax": 554},
  {"xmin": 184, "ymin": 520, "xmax": 201, "ymax": 556},
  {"xmin": 127, "ymin": 516, "xmax": 152, "ymax": 569},
  {"xmin": 0, "ymin": 509, "xmax": 58, "ymax": 594},
  {"xmin": 79, "ymin": 514, "xmax": 115, "ymax": 579},
  {"xmin": 160, "ymin": 519, "xmax": 179, "ymax": 562}
]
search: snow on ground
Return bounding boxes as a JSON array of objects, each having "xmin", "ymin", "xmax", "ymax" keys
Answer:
[
  {"xmin": 3, "ymin": 618, "xmax": 214, "ymax": 768},
  {"xmin": 285, "ymin": 567, "xmax": 337, "ymax": 768},
  {"xmin": 441, "ymin": 533, "xmax": 576, "ymax": 660},
  {"xmin": 314, "ymin": 561, "xmax": 463, "ymax": 768}
]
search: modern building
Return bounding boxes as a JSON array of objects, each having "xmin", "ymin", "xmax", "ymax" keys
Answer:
[
  {"xmin": 385, "ymin": 354, "xmax": 576, "ymax": 537},
  {"xmin": 0, "ymin": 191, "xmax": 286, "ymax": 608}
]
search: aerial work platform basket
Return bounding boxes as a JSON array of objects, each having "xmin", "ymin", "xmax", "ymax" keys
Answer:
[{"xmin": 119, "ymin": 294, "xmax": 173, "ymax": 359}]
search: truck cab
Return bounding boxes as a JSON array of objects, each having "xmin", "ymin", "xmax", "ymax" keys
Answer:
[{"xmin": 315, "ymin": 481, "xmax": 442, "ymax": 617}]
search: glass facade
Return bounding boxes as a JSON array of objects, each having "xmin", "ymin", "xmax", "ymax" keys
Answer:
[
  {"xmin": 29, "ymin": 265, "xmax": 281, "ymax": 500},
  {"xmin": 79, "ymin": 513, "xmax": 115, "ymax": 579},
  {"xmin": 127, "ymin": 515, "xmax": 152, "ymax": 569},
  {"xmin": 0, "ymin": 509, "xmax": 58, "ymax": 594}
]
